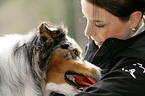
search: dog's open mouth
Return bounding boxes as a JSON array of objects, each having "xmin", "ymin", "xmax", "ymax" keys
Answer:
[
  {"xmin": 65, "ymin": 71, "xmax": 97, "ymax": 90},
  {"xmin": 49, "ymin": 71, "xmax": 97, "ymax": 96}
]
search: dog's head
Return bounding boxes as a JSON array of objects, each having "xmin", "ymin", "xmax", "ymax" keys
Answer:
[{"xmin": 37, "ymin": 22, "xmax": 101, "ymax": 96}]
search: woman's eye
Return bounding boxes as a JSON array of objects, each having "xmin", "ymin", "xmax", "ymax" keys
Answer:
[
  {"xmin": 95, "ymin": 24, "xmax": 105, "ymax": 28},
  {"xmin": 95, "ymin": 22, "xmax": 105, "ymax": 28},
  {"xmin": 96, "ymin": 25, "xmax": 105, "ymax": 27}
]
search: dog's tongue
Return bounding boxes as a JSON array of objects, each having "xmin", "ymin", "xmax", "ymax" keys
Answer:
[{"xmin": 75, "ymin": 75, "xmax": 96, "ymax": 87}]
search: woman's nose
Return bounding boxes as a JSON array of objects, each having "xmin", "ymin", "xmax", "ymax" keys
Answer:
[{"xmin": 85, "ymin": 23, "xmax": 92, "ymax": 36}]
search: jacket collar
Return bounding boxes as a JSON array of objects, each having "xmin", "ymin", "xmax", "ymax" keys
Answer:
[{"xmin": 91, "ymin": 30, "xmax": 145, "ymax": 65}]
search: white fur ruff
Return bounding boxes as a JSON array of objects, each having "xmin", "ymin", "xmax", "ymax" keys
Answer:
[
  {"xmin": 0, "ymin": 33, "xmax": 41, "ymax": 96},
  {"xmin": 46, "ymin": 83, "xmax": 77, "ymax": 96}
]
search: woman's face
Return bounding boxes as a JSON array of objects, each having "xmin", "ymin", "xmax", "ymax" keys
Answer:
[{"xmin": 81, "ymin": 0, "xmax": 133, "ymax": 46}]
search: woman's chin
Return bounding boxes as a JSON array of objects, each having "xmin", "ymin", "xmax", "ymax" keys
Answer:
[{"xmin": 94, "ymin": 41, "xmax": 103, "ymax": 47}]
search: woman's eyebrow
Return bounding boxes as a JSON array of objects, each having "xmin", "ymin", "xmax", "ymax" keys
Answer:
[
  {"xmin": 94, "ymin": 20, "xmax": 104, "ymax": 22},
  {"xmin": 82, "ymin": 15, "xmax": 104, "ymax": 22}
]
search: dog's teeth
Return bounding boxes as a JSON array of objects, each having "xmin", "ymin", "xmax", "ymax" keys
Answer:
[
  {"xmin": 66, "ymin": 75, "xmax": 76, "ymax": 83},
  {"xmin": 73, "ymin": 75, "xmax": 76, "ymax": 78}
]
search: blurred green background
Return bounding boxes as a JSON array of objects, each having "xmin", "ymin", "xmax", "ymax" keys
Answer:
[{"xmin": 0, "ymin": 0, "xmax": 88, "ymax": 50}]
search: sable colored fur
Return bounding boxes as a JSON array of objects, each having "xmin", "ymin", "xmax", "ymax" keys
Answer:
[{"xmin": 0, "ymin": 22, "xmax": 101, "ymax": 96}]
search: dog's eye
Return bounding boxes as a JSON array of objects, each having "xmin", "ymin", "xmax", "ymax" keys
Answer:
[
  {"xmin": 60, "ymin": 44, "xmax": 70, "ymax": 49},
  {"xmin": 72, "ymin": 49, "xmax": 79, "ymax": 56}
]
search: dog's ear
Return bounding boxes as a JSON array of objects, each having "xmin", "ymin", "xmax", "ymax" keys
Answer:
[
  {"xmin": 39, "ymin": 22, "xmax": 54, "ymax": 38},
  {"xmin": 39, "ymin": 22, "xmax": 66, "ymax": 42},
  {"xmin": 37, "ymin": 22, "xmax": 66, "ymax": 69}
]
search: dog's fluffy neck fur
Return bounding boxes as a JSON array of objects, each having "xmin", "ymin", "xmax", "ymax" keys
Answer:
[{"xmin": 0, "ymin": 32, "xmax": 46, "ymax": 96}]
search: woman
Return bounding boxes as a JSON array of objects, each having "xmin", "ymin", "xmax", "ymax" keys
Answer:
[{"xmin": 75, "ymin": 0, "xmax": 145, "ymax": 96}]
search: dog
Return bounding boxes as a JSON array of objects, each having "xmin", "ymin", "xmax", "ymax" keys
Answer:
[{"xmin": 0, "ymin": 22, "xmax": 101, "ymax": 96}]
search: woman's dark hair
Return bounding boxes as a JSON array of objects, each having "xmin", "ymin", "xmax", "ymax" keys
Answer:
[{"xmin": 87, "ymin": 0, "xmax": 145, "ymax": 21}]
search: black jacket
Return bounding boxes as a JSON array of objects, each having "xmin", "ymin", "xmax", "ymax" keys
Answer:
[{"xmin": 75, "ymin": 31, "xmax": 145, "ymax": 96}]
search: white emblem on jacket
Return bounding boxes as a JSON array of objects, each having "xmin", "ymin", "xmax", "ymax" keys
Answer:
[
  {"xmin": 133, "ymin": 63, "xmax": 145, "ymax": 73},
  {"xmin": 122, "ymin": 68, "xmax": 136, "ymax": 79}
]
